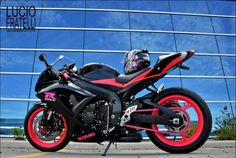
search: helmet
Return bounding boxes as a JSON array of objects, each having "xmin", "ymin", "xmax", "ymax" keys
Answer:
[{"xmin": 123, "ymin": 49, "xmax": 150, "ymax": 75}]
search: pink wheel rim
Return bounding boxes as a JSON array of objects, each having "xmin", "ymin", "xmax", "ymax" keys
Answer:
[
  {"xmin": 151, "ymin": 95, "xmax": 204, "ymax": 147},
  {"xmin": 27, "ymin": 107, "xmax": 68, "ymax": 148}
]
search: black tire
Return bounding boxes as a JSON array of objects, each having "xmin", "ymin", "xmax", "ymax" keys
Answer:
[
  {"xmin": 24, "ymin": 104, "xmax": 71, "ymax": 152},
  {"xmin": 146, "ymin": 87, "xmax": 212, "ymax": 153}
]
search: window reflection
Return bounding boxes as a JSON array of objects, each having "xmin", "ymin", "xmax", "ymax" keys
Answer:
[
  {"xmin": 212, "ymin": 18, "xmax": 236, "ymax": 34},
  {"xmin": 0, "ymin": 75, "xmax": 31, "ymax": 98},
  {"xmin": 172, "ymin": 15, "xmax": 213, "ymax": 32},
  {"xmin": 87, "ymin": 0, "xmax": 128, "ymax": 9},
  {"xmin": 182, "ymin": 78, "xmax": 229, "ymax": 100},
  {"xmin": 207, "ymin": 1, "xmax": 236, "ymax": 15},
  {"xmin": 181, "ymin": 56, "xmax": 224, "ymax": 76},
  {"xmin": 169, "ymin": 0, "xmax": 208, "ymax": 14},
  {"xmin": 38, "ymin": 30, "xmax": 84, "ymax": 49},
  {"xmin": 129, "ymin": 1, "xmax": 169, "ymax": 11},
  {"xmin": 130, "ymin": 13, "xmax": 172, "ymax": 31},
  {"xmin": 41, "ymin": 10, "xmax": 85, "ymax": 27},
  {"xmin": 221, "ymin": 57, "xmax": 236, "ymax": 76},
  {"xmin": 0, "ymin": 101, "xmax": 28, "ymax": 118},
  {"xmin": 131, "ymin": 33, "xmax": 176, "ymax": 52},
  {"xmin": 85, "ymin": 31, "xmax": 130, "ymax": 50},
  {"xmin": 175, "ymin": 35, "xmax": 218, "ymax": 53},
  {"xmin": 1, "ymin": 30, "xmax": 38, "ymax": 48},
  {"xmin": 44, "ymin": 0, "xmax": 85, "ymax": 8},
  {"xmin": 86, "ymin": 12, "xmax": 129, "ymax": 29},
  {"xmin": 1, "ymin": 51, "xmax": 34, "ymax": 72},
  {"xmin": 226, "ymin": 79, "xmax": 236, "ymax": 100},
  {"xmin": 216, "ymin": 36, "xmax": 236, "ymax": 54}
]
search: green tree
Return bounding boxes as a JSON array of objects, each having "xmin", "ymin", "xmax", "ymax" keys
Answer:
[
  {"xmin": 12, "ymin": 127, "xmax": 25, "ymax": 140},
  {"xmin": 215, "ymin": 106, "xmax": 236, "ymax": 140}
]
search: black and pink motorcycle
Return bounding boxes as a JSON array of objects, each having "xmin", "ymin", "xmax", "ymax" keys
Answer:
[{"xmin": 24, "ymin": 50, "xmax": 212, "ymax": 156}]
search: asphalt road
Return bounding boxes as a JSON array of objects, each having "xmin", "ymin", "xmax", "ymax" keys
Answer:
[{"xmin": 0, "ymin": 138, "xmax": 235, "ymax": 158}]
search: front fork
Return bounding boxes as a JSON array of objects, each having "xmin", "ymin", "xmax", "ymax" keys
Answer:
[{"xmin": 39, "ymin": 106, "xmax": 53, "ymax": 128}]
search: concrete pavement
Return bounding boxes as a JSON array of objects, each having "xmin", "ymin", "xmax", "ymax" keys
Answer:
[{"xmin": 0, "ymin": 138, "xmax": 235, "ymax": 158}]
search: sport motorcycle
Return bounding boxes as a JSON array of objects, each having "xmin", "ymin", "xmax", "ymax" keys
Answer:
[{"xmin": 24, "ymin": 49, "xmax": 212, "ymax": 156}]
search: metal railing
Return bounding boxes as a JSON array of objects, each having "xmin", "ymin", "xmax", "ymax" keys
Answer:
[
  {"xmin": 1, "ymin": 6, "xmax": 236, "ymax": 18},
  {"xmin": 0, "ymin": 97, "xmax": 235, "ymax": 104},
  {"xmin": 0, "ymin": 48, "xmax": 235, "ymax": 57},
  {"xmin": 1, "ymin": 26, "xmax": 235, "ymax": 37},
  {"xmin": 0, "ymin": 71, "xmax": 236, "ymax": 79}
]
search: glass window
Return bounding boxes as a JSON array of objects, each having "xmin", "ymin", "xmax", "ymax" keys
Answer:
[
  {"xmin": 212, "ymin": 18, "xmax": 236, "ymax": 34},
  {"xmin": 44, "ymin": 0, "xmax": 85, "ymax": 8},
  {"xmin": 156, "ymin": 77, "xmax": 182, "ymax": 88},
  {"xmin": 0, "ymin": 51, "xmax": 34, "ymax": 72},
  {"xmin": 0, "ymin": 10, "xmax": 5, "ymax": 26},
  {"xmin": 87, "ymin": 0, "xmax": 128, "ymax": 9},
  {"xmin": 207, "ymin": 1, "xmax": 236, "ymax": 16},
  {"xmin": 30, "ymin": 75, "xmax": 38, "ymax": 99},
  {"xmin": 0, "ymin": 75, "xmax": 31, "ymax": 98},
  {"xmin": 85, "ymin": 31, "xmax": 130, "ymax": 50},
  {"xmin": 33, "ymin": 51, "xmax": 83, "ymax": 72},
  {"xmin": 37, "ymin": 30, "xmax": 84, "ymax": 49},
  {"xmin": 131, "ymin": 33, "xmax": 176, "ymax": 52},
  {"xmin": 0, "ymin": 101, "xmax": 28, "ymax": 119},
  {"xmin": 216, "ymin": 36, "xmax": 236, "ymax": 54},
  {"xmin": 172, "ymin": 15, "xmax": 213, "ymax": 32},
  {"xmin": 84, "ymin": 52, "xmax": 124, "ymax": 73},
  {"xmin": 181, "ymin": 56, "xmax": 224, "ymax": 76},
  {"xmin": 1, "ymin": 0, "xmax": 43, "ymax": 7},
  {"xmin": 130, "ymin": 13, "xmax": 172, "ymax": 31},
  {"xmin": 221, "ymin": 57, "xmax": 236, "ymax": 76},
  {"xmin": 86, "ymin": 12, "xmax": 129, "ymax": 29},
  {"xmin": 182, "ymin": 78, "xmax": 229, "ymax": 101},
  {"xmin": 40, "ymin": 10, "xmax": 85, "ymax": 27},
  {"xmin": 1, "ymin": 30, "xmax": 37, "ymax": 48},
  {"xmin": 169, "ymin": 0, "xmax": 208, "ymax": 14},
  {"xmin": 175, "ymin": 35, "xmax": 218, "ymax": 53},
  {"xmin": 227, "ymin": 79, "xmax": 235, "ymax": 100},
  {"xmin": 129, "ymin": 1, "xmax": 169, "ymax": 11}
]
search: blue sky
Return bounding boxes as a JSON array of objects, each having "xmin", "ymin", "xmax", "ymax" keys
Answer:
[{"xmin": 0, "ymin": 0, "xmax": 235, "ymax": 131}]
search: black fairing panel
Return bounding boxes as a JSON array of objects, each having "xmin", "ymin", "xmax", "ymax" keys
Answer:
[{"xmin": 78, "ymin": 63, "xmax": 119, "ymax": 80}]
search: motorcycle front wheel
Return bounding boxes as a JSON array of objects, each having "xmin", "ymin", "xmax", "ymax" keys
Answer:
[
  {"xmin": 146, "ymin": 88, "xmax": 212, "ymax": 153},
  {"xmin": 24, "ymin": 104, "xmax": 71, "ymax": 152}
]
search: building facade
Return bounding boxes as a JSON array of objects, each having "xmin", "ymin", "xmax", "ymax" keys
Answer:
[{"xmin": 0, "ymin": 0, "xmax": 235, "ymax": 136}]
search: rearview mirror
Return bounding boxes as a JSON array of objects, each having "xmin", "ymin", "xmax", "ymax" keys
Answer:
[
  {"xmin": 51, "ymin": 55, "xmax": 65, "ymax": 66},
  {"xmin": 39, "ymin": 53, "xmax": 47, "ymax": 62},
  {"xmin": 39, "ymin": 53, "xmax": 49, "ymax": 67},
  {"xmin": 58, "ymin": 55, "xmax": 64, "ymax": 60}
]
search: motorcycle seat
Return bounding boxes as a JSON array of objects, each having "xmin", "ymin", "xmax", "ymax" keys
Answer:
[{"xmin": 116, "ymin": 67, "xmax": 150, "ymax": 84}]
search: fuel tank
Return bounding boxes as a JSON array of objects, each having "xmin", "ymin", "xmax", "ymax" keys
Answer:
[
  {"xmin": 78, "ymin": 63, "xmax": 121, "ymax": 91},
  {"xmin": 79, "ymin": 63, "xmax": 119, "ymax": 80}
]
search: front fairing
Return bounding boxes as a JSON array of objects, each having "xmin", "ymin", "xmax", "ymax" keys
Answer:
[{"xmin": 35, "ymin": 68, "xmax": 59, "ymax": 92}]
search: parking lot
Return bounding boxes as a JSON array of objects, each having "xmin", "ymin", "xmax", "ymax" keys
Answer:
[{"xmin": 0, "ymin": 138, "xmax": 235, "ymax": 158}]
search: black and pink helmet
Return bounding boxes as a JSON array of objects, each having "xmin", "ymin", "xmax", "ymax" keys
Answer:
[{"xmin": 123, "ymin": 49, "xmax": 150, "ymax": 75}]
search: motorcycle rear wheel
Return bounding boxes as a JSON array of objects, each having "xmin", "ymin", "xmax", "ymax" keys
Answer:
[{"xmin": 146, "ymin": 88, "xmax": 212, "ymax": 153}]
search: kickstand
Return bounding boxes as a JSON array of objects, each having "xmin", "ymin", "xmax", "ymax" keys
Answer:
[{"xmin": 102, "ymin": 141, "xmax": 113, "ymax": 156}]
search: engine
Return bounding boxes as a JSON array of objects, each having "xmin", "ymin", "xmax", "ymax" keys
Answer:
[{"xmin": 78, "ymin": 100, "xmax": 112, "ymax": 136}]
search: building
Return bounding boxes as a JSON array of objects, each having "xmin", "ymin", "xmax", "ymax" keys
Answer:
[{"xmin": 0, "ymin": 0, "xmax": 235, "ymax": 136}]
